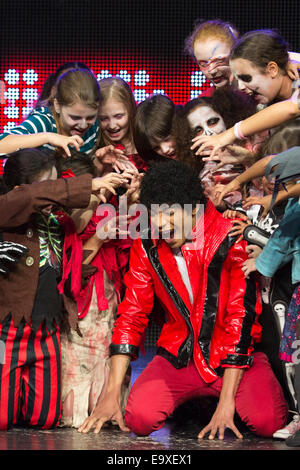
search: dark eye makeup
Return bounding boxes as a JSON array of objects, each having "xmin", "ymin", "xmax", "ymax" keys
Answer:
[
  {"xmin": 237, "ymin": 74, "xmax": 252, "ymax": 83},
  {"xmin": 193, "ymin": 126, "xmax": 204, "ymax": 136},
  {"xmin": 207, "ymin": 117, "xmax": 220, "ymax": 126}
]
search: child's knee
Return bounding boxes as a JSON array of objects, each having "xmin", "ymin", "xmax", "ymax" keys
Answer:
[
  {"xmin": 242, "ymin": 396, "xmax": 289, "ymax": 437},
  {"xmin": 125, "ymin": 406, "xmax": 165, "ymax": 436},
  {"xmin": 248, "ymin": 410, "xmax": 288, "ymax": 437}
]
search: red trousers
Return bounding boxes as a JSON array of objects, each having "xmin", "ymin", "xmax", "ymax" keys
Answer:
[
  {"xmin": 0, "ymin": 315, "xmax": 61, "ymax": 430},
  {"xmin": 125, "ymin": 352, "xmax": 289, "ymax": 437}
]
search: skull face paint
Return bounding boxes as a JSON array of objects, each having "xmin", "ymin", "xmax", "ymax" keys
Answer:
[{"xmin": 187, "ymin": 105, "xmax": 226, "ymax": 137}]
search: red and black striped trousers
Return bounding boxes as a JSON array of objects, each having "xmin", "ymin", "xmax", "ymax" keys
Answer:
[{"xmin": 0, "ymin": 315, "xmax": 61, "ymax": 430}]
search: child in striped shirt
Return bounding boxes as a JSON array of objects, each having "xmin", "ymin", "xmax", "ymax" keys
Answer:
[{"xmin": 0, "ymin": 67, "xmax": 100, "ymax": 157}]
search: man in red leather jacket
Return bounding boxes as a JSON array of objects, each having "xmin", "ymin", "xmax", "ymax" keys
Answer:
[{"xmin": 79, "ymin": 160, "xmax": 288, "ymax": 439}]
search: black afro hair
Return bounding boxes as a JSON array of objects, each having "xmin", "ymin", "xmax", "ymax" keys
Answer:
[{"xmin": 139, "ymin": 159, "xmax": 206, "ymax": 209}]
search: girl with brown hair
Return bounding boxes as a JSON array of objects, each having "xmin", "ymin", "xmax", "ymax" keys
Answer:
[
  {"xmin": 133, "ymin": 94, "xmax": 179, "ymax": 163},
  {"xmin": 0, "ymin": 67, "xmax": 100, "ymax": 157},
  {"xmin": 185, "ymin": 21, "xmax": 299, "ymax": 98},
  {"xmin": 191, "ymin": 30, "xmax": 300, "ymax": 158}
]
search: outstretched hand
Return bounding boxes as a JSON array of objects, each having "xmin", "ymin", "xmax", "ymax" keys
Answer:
[
  {"xmin": 246, "ymin": 244, "xmax": 262, "ymax": 260},
  {"xmin": 48, "ymin": 134, "xmax": 84, "ymax": 157},
  {"xmin": 214, "ymin": 180, "xmax": 242, "ymax": 206},
  {"xmin": 242, "ymin": 195, "xmax": 272, "ymax": 219},
  {"xmin": 95, "ymin": 145, "xmax": 138, "ymax": 174},
  {"xmin": 123, "ymin": 172, "xmax": 143, "ymax": 206},
  {"xmin": 96, "ymin": 214, "xmax": 132, "ymax": 241},
  {"xmin": 203, "ymin": 145, "xmax": 254, "ymax": 170},
  {"xmin": 92, "ymin": 171, "xmax": 135, "ymax": 203},
  {"xmin": 228, "ymin": 218, "xmax": 251, "ymax": 244},
  {"xmin": 198, "ymin": 399, "xmax": 243, "ymax": 440},
  {"xmin": 78, "ymin": 392, "xmax": 129, "ymax": 434},
  {"xmin": 241, "ymin": 257, "xmax": 257, "ymax": 278},
  {"xmin": 191, "ymin": 128, "xmax": 235, "ymax": 159}
]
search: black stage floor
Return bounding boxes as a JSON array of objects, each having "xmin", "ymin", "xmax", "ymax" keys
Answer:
[{"xmin": 0, "ymin": 348, "xmax": 298, "ymax": 455}]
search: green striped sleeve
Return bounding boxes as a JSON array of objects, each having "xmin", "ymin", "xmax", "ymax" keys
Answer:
[
  {"xmin": 0, "ymin": 107, "xmax": 55, "ymax": 140},
  {"xmin": 0, "ymin": 107, "xmax": 99, "ymax": 155}
]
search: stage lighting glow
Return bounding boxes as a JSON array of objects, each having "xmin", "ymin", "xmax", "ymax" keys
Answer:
[
  {"xmin": 97, "ymin": 70, "xmax": 112, "ymax": 81},
  {"xmin": 116, "ymin": 70, "xmax": 131, "ymax": 82},
  {"xmin": 190, "ymin": 71, "xmax": 206, "ymax": 87},
  {"xmin": 4, "ymin": 106, "xmax": 19, "ymax": 119},
  {"xmin": 4, "ymin": 69, "xmax": 20, "ymax": 85},
  {"xmin": 22, "ymin": 88, "xmax": 38, "ymax": 102},
  {"xmin": 5, "ymin": 88, "xmax": 19, "ymax": 101},
  {"xmin": 23, "ymin": 69, "xmax": 39, "ymax": 85},
  {"xmin": 0, "ymin": 56, "xmax": 210, "ymax": 135},
  {"xmin": 134, "ymin": 70, "xmax": 150, "ymax": 86}
]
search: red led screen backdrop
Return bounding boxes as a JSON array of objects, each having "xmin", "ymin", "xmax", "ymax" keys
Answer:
[
  {"xmin": 0, "ymin": 0, "xmax": 299, "ymax": 134},
  {"xmin": 0, "ymin": 53, "xmax": 211, "ymax": 133}
]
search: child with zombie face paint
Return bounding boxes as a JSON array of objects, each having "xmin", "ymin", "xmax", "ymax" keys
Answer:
[
  {"xmin": 185, "ymin": 21, "xmax": 300, "ymax": 99},
  {"xmin": 0, "ymin": 148, "xmax": 122, "ymax": 430},
  {"xmin": 175, "ymin": 88, "xmax": 264, "ymax": 208},
  {"xmin": 191, "ymin": 30, "xmax": 300, "ymax": 159},
  {"xmin": 229, "ymin": 30, "xmax": 298, "ymax": 106},
  {"xmin": 213, "ymin": 121, "xmax": 300, "ymax": 440},
  {"xmin": 185, "ymin": 19, "xmax": 239, "ymax": 93}
]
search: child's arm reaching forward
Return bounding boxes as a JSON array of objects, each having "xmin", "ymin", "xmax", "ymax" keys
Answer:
[{"xmin": 191, "ymin": 92, "xmax": 300, "ymax": 158}]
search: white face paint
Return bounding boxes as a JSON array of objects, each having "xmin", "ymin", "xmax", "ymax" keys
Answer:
[
  {"xmin": 230, "ymin": 58, "xmax": 281, "ymax": 104},
  {"xmin": 187, "ymin": 105, "xmax": 226, "ymax": 137}
]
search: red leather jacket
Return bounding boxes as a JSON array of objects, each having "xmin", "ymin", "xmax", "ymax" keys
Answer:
[{"xmin": 110, "ymin": 201, "xmax": 262, "ymax": 383}]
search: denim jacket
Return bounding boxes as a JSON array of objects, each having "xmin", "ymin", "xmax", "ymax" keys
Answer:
[{"xmin": 255, "ymin": 198, "xmax": 300, "ymax": 285}]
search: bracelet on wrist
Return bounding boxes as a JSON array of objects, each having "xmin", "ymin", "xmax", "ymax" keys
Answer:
[{"xmin": 233, "ymin": 121, "xmax": 247, "ymax": 140}]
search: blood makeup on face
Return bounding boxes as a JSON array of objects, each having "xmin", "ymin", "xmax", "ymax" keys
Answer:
[{"xmin": 193, "ymin": 38, "xmax": 232, "ymax": 88}]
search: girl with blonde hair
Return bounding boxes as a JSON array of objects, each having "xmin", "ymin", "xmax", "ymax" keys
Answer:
[{"xmin": 95, "ymin": 76, "xmax": 147, "ymax": 173}]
